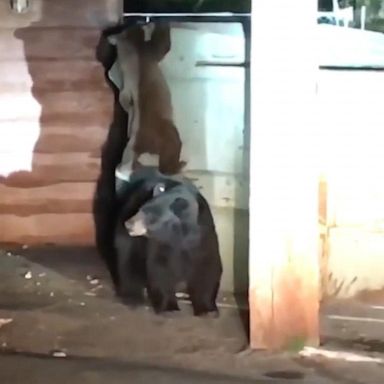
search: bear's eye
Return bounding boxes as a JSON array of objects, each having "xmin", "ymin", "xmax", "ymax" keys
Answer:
[{"xmin": 153, "ymin": 183, "xmax": 166, "ymax": 197}]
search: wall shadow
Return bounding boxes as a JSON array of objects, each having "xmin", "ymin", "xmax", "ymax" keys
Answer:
[
  {"xmin": 2, "ymin": 0, "xmax": 114, "ymax": 246},
  {"xmin": 10, "ymin": 1, "xmax": 53, "ymax": 189},
  {"xmin": 2, "ymin": 1, "xmax": 49, "ymax": 190}
]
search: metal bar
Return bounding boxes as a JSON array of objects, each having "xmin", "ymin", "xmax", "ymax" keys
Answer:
[
  {"xmin": 123, "ymin": 12, "xmax": 251, "ymax": 17},
  {"xmin": 320, "ymin": 65, "xmax": 384, "ymax": 71},
  {"xmin": 122, "ymin": 14, "xmax": 251, "ymax": 24},
  {"xmin": 195, "ymin": 61, "xmax": 249, "ymax": 68}
]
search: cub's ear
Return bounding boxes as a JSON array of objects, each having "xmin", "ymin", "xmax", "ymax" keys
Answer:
[
  {"xmin": 169, "ymin": 197, "xmax": 189, "ymax": 216},
  {"xmin": 153, "ymin": 182, "xmax": 166, "ymax": 197}
]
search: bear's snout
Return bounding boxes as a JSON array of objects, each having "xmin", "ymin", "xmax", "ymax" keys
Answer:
[{"xmin": 124, "ymin": 212, "xmax": 147, "ymax": 237}]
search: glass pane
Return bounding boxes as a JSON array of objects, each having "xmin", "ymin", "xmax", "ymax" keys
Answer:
[
  {"xmin": 318, "ymin": 0, "xmax": 334, "ymax": 12},
  {"xmin": 318, "ymin": 0, "xmax": 384, "ymax": 67}
]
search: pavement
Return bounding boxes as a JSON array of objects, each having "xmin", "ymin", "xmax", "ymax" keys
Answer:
[
  {"xmin": 0, "ymin": 351, "xmax": 330, "ymax": 384},
  {"xmin": 0, "ymin": 353, "xmax": 279, "ymax": 384},
  {"xmin": 0, "ymin": 246, "xmax": 383, "ymax": 384}
]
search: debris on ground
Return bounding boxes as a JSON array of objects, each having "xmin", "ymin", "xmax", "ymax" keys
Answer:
[
  {"xmin": 0, "ymin": 247, "xmax": 383, "ymax": 384},
  {"xmin": 90, "ymin": 285, "xmax": 103, "ymax": 293},
  {"xmin": 0, "ymin": 319, "xmax": 13, "ymax": 329},
  {"xmin": 51, "ymin": 349, "xmax": 67, "ymax": 358},
  {"xmin": 175, "ymin": 292, "xmax": 189, "ymax": 299},
  {"xmin": 300, "ymin": 346, "xmax": 384, "ymax": 364},
  {"xmin": 24, "ymin": 271, "xmax": 32, "ymax": 280}
]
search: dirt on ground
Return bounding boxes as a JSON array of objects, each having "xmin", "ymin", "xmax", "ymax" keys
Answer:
[{"xmin": 0, "ymin": 246, "xmax": 383, "ymax": 384}]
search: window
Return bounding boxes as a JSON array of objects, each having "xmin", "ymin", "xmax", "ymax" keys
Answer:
[{"xmin": 318, "ymin": 0, "xmax": 384, "ymax": 68}]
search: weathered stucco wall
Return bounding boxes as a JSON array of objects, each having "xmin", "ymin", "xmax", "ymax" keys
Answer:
[
  {"xmin": 318, "ymin": 69, "xmax": 384, "ymax": 298},
  {"xmin": 0, "ymin": 0, "xmax": 119, "ymax": 244}
]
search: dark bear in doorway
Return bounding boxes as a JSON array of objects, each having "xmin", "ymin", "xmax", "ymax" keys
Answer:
[
  {"xmin": 93, "ymin": 23, "xmax": 131, "ymax": 289},
  {"xmin": 114, "ymin": 173, "xmax": 222, "ymax": 317}
]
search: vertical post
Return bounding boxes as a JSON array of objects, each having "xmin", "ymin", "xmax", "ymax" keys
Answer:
[
  {"xmin": 10, "ymin": 0, "xmax": 30, "ymax": 14},
  {"xmin": 361, "ymin": 6, "xmax": 366, "ymax": 30},
  {"xmin": 249, "ymin": 0, "xmax": 319, "ymax": 350}
]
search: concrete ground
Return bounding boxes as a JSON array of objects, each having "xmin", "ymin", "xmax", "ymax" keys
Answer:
[
  {"xmin": 0, "ymin": 246, "xmax": 383, "ymax": 384},
  {"xmin": 0, "ymin": 353, "xmax": 300, "ymax": 384}
]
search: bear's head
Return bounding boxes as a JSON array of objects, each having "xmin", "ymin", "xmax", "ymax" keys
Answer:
[{"xmin": 124, "ymin": 179, "xmax": 201, "ymax": 249}]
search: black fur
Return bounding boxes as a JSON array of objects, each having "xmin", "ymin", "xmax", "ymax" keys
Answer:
[
  {"xmin": 92, "ymin": 25, "xmax": 131, "ymax": 289},
  {"xmin": 114, "ymin": 177, "xmax": 223, "ymax": 316}
]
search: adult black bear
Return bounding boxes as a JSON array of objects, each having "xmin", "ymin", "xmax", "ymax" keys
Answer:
[{"xmin": 114, "ymin": 171, "xmax": 222, "ymax": 317}]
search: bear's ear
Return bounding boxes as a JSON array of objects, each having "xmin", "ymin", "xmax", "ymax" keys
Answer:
[
  {"xmin": 153, "ymin": 182, "xmax": 166, "ymax": 197},
  {"xmin": 169, "ymin": 197, "xmax": 189, "ymax": 217}
]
